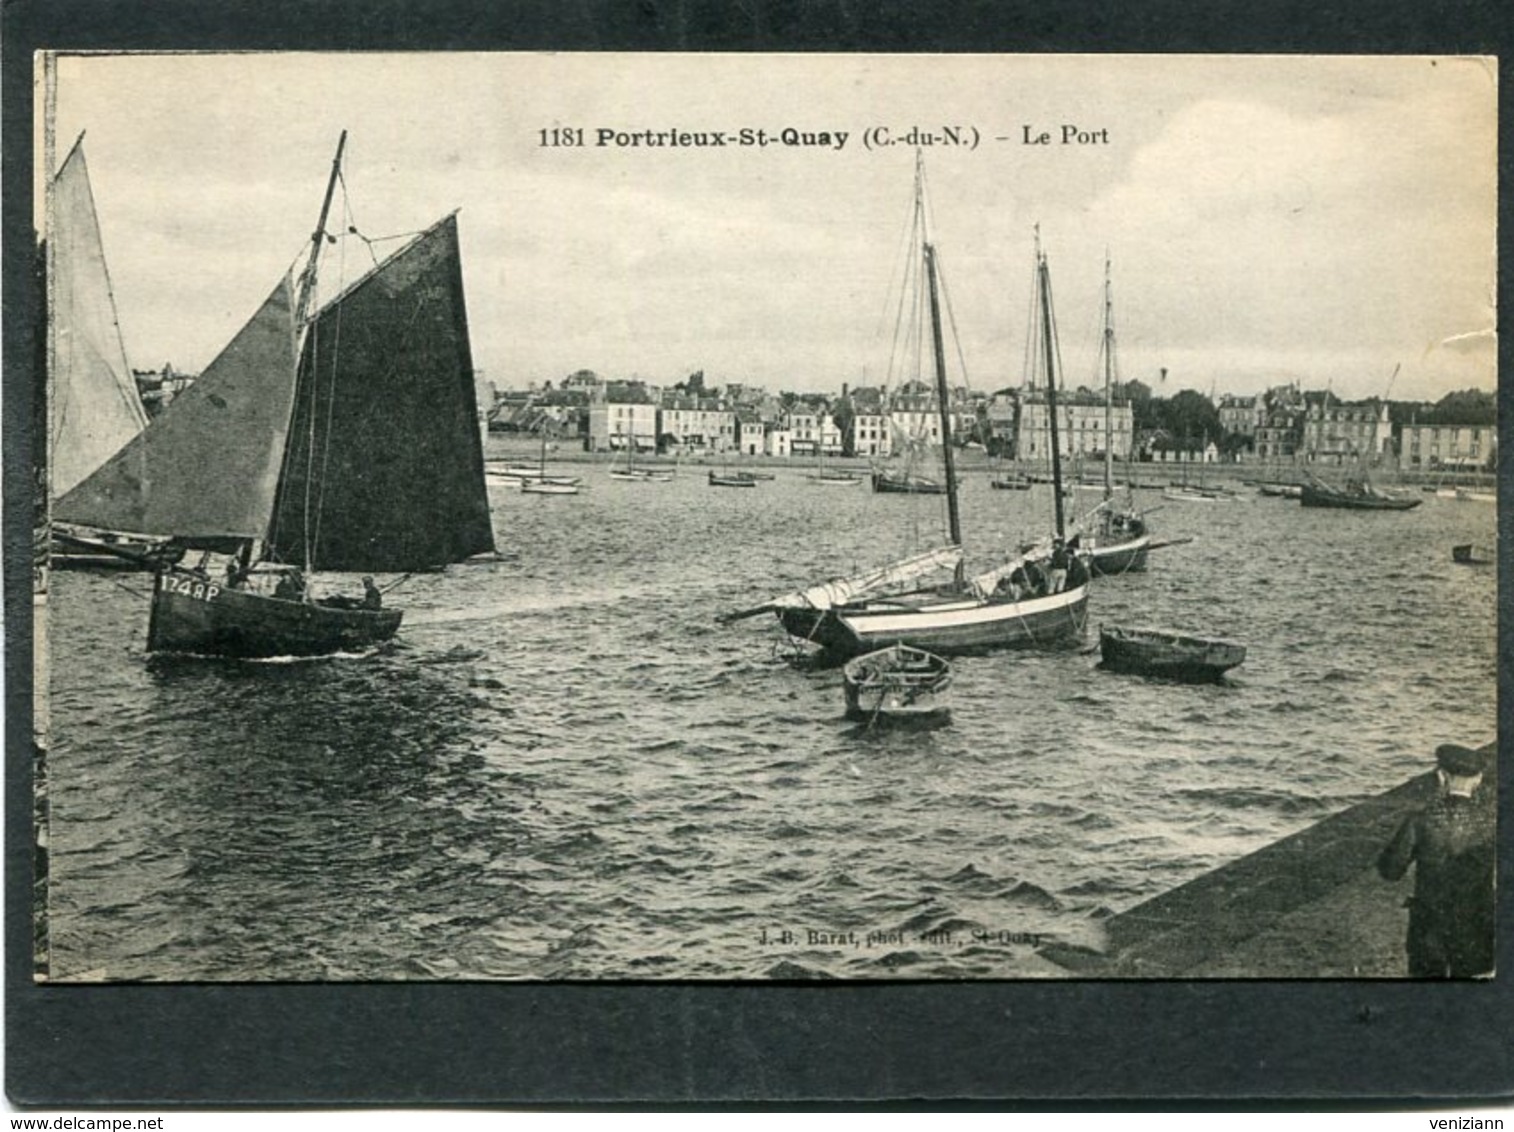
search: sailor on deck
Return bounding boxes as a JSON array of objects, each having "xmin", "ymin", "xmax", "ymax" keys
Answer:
[
  {"xmin": 274, "ymin": 568, "xmax": 306, "ymax": 602},
  {"xmin": 362, "ymin": 576, "xmax": 383, "ymax": 610},
  {"xmin": 1376, "ymin": 743, "xmax": 1494, "ymax": 978}
]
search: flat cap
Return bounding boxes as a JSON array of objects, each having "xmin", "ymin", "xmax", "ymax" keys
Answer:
[{"xmin": 1436, "ymin": 743, "xmax": 1487, "ymax": 776}]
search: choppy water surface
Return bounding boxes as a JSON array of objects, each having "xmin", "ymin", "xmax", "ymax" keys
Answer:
[{"xmin": 42, "ymin": 466, "xmax": 1497, "ymax": 980}]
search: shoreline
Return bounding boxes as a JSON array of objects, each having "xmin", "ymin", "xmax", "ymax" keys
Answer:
[
  {"xmin": 482, "ymin": 436, "xmax": 1492, "ymax": 491},
  {"xmin": 1036, "ymin": 740, "xmax": 1496, "ymax": 978}
]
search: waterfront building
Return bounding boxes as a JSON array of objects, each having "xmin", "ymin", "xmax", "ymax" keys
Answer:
[
  {"xmin": 1300, "ymin": 396, "xmax": 1390, "ymax": 466},
  {"xmin": 852, "ymin": 413, "xmax": 886, "ymax": 457},
  {"xmin": 588, "ymin": 395, "xmax": 659, "ymax": 452},
  {"xmin": 764, "ymin": 425, "xmax": 792, "ymax": 458},
  {"xmin": 1218, "ymin": 394, "xmax": 1264, "ymax": 440},
  {"xmin": 735, "ymin": 410, "xmax": 766, "ymax": 456},
  {"xmin": 658, "ymin": 397, "xmax": 735, "ymax": 453},
  {"xmin": 1016, "ymin": 389, "xmax": 1134, "ymax": 463},
  {"xmin": 1398, "ymin": 422, "xmax": 1497, "ymax": 473}
]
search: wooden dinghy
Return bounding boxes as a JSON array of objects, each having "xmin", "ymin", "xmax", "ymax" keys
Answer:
[
  {"xmin": 1099, "ymin": 626, "xmax": 1246, "ymax": 683},
  {"xmin": 1452, "ymin": 543, "xmax": 1495, "ymax": 566},
  {"xmin": 842, "ymin": 644, "xmax": 952, "ymax": 722},
  {"xmin": 708, "ymin": 470, "xmax": 759, "ymax": 488}
]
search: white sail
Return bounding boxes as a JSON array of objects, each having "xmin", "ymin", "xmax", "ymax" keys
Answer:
[
  {"xmin": 49, "ymin": 140, "xmax": 149, "ymax": 497},
  {"xmin": 768, "ymin": 545, "xmax": 962, "ymax": 611}
]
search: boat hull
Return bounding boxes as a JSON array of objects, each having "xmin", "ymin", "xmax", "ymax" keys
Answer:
[
  {"xmin": 708, "ymin": 472, "xmax": 758, "ymax": 487},
  {"xmin": 147, "ymin": 570, "xmax": 403, "ymax": 658},
  {"xmin": 842, "ymin": 644, "xmax": 952, "ymax": 722},
  {"xmin": 1088, "ymin": 535, "xmax": 1150, "ymax": 576},
  {"xmin": 1099, "ymin": 626, "xmax": 1245, "ymax": 683},
  {"xmin": 1452, "ymin": 543, "xmax": 1494, "ymax": 566},
  {"xmin": 872, "ymin": 472, "xmax": 947, "ymax": 495},
  {"xmin": 1299, "ymin": 485, "xmax": 1421, "ymax": 510},
  {"xmin": 781, "ymin": 584, "xmax": 1089, "ymax": 658}
]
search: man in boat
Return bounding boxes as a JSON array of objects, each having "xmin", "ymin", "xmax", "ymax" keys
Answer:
[
  {"xmin": 274, "ymin": 568, "xmax": 306, "ymax": 602},
  {"xmin": 362, "ymin": 576, "xmax": 383, "ymax": 610},
  {"xmin": 1048, "ymin": 539, "xmax": 1071, "ymax": 594},
  {"xmin": 1376, "ymin": 743, "xmax": 1494, "ymax": 977}
]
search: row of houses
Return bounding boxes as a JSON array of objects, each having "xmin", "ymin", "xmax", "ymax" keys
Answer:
[
  {"xmin": 490, "ymin": 372, "xmax": 1494, "ymax": 471},
  {"xmin": 1221, "ymin": 385, "xmax": 1497, "ymax": 471},
  {"xmin": 576, "ymin": 379, "xmax": 1141, "ymax": 463}
]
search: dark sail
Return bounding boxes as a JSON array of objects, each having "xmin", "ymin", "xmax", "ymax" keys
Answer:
[{"xmin": 266, "ymin": 214, "xmax": 494, "ymax": 572}]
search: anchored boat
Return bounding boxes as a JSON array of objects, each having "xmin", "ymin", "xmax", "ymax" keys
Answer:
[
  {"xmin": 721, "ymin": 157, "xmax": 1089, "ymax": 658},
  {"xmin": 1099, "ymin": 626, "xmax": 1246, "ymax": 683},
  {"xmin": 842, "ymin": 644, "xmax": 952, "ymax": 722}
]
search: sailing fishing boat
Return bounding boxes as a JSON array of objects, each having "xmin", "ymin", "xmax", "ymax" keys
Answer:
[
  {"xmin": 54, "ymin": 132, "xmax": 495, "ymax": 657},
  {"xmin": 43, "ymin": 135, "xmax": 163, "ymax": 570},
  {"xmin": 720, "ymin": 161, "xmax": 1089, "ymax": 658},
  {"xmin": 1078, "ymin": 257, "xmax": 1151, "ymax": 575}
]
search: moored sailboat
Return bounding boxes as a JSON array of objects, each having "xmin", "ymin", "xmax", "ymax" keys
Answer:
[
  {"xmin": 722, "ymin": 160, "xmax": 1089, "ymax": 658},
  {"xmin": 1080, "ymin": 257, "xmax": 1151, "ymax": 576},
  {"xmin": 55, "ymin": 132, "xmax": 495, "ymax": 657}
]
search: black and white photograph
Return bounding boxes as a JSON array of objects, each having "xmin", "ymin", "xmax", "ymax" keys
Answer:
[{"xmin": 32, "ymin": 51, "xmax": 1496, "ymax": 989}]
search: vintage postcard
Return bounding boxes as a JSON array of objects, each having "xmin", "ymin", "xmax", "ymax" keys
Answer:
[{"xmin": 33, "ymin": 51, "xmax": 1496, "ymax": 985}]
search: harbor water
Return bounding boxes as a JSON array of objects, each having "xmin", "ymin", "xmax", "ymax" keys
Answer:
[{"xmin": 40, "ymin": 465, "xmax": 1498, "ymax": 980}]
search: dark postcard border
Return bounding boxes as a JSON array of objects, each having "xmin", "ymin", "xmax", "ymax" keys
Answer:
[{"xmin": 5, "ymin": 0, "xmax": 1511, "ymax": 1106}]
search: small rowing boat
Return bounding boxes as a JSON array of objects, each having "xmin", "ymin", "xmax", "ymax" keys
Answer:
[
  {"xmin": 1099, "ymin": 626, "xmax": 1246, "ymax": 683},
  {"xmin": 842, "ymin": 644, "xmax": 952, "ymax": 722}
]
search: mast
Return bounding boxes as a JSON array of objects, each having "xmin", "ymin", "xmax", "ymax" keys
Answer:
[
  {"xmin": 1102, "ymin": 254, "xmax": 1114, "ymax": 503},
  {"xmin": 293, "ymin": 130, "xmax": 347, "ymax": 330},
  {"xmin": 290, "ymin": 130, "xmax": 346, "ymax": 574},
  {"xmin": 924, "ymin": 243, "xmax": 962, "ymax": 551},
  {"xmin": 912, "ymin": 149, "xmax": 962, "ymax": 560},
  {"xmin": 1037, "ymin": 234, "xmax": 1067, "ymax": 539}
]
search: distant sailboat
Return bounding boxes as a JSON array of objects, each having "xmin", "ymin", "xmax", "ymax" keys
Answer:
[
  {"xmin": 1080, "ymin": 256, "xmax": 1152, "ymax": 575},
  {"xmin": 55, "ymin": 132, "xmax": 495, "ymax": 657}
]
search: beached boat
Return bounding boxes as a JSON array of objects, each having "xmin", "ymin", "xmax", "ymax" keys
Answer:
[
  {"xmin": 56, "ymin": 132, "xmax": 494, "ymax": 657},
  {"xmin": 842, "ymin": 644, "xmax": 952, "ymax": 722},
  {"xmin": 722, "ymin": 161, "xmax": 1088, "ymax": 658},
  {"xmin": 1099, "ymin": 626, "xmax": 1246, "ymax": 683}
]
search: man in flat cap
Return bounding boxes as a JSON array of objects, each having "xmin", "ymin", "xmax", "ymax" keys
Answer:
[{"xmin": 1377, "ymin": 743, "xmax": 1494, "ymax": 977}]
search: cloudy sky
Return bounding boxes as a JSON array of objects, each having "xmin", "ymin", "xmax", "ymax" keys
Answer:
[{"xmin": 45, "ymin": 52, "xmax": 1495, "ymax": 402}]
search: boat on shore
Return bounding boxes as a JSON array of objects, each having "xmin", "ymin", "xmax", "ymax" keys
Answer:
[
  {"xmin": 57, "ymin": 132, "xmax": 494, "ymax": 658},
  {"xmin": 842, "ymin": 644, "xmax": 952, "ymax": 722},
  {"xmin": 1099, "ymin": 626, "xmax": 1246, "ymax": 683}
]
